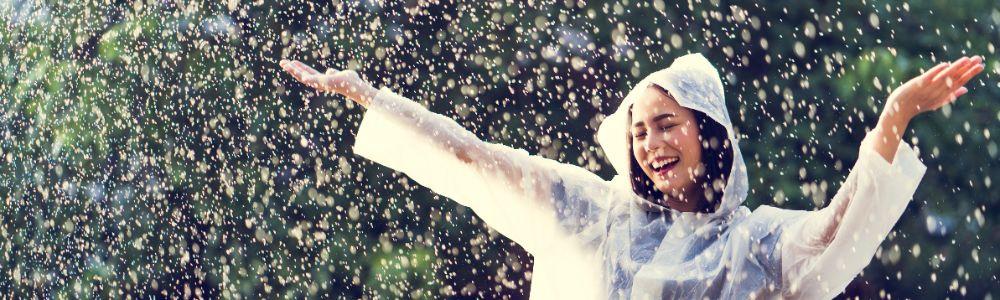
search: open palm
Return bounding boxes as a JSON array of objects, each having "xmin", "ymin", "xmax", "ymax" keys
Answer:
[
  {"xmin": 279, "ymin": 59, "xmax": 377, "ymax": 107},
  {"xmin": 887, "ymin": 56, "xmax": 985, "ymax": 118}
]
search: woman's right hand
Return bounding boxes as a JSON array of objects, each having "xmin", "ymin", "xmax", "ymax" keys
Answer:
[{"xmin": 279, "ymin": 59, "xmax": 378, "ymax": 108}]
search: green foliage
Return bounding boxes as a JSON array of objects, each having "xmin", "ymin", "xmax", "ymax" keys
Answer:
[{"xmin": 1, "ymin": 0, "xmax": 997, "ymax": 298}]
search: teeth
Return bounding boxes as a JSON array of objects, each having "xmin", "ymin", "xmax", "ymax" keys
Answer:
[{"xmin": 651, "ymin": 157, "xmax": 678, "ymax": 169}]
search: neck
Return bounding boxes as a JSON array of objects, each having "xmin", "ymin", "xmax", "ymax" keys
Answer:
[{"xmin": 662, "ymin": 186, "xmax": 710, "ymax": 213}]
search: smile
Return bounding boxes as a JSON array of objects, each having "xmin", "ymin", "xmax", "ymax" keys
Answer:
[{"xmin": 650, "ymin": 157, "xmax": 679, "ymax": 178}]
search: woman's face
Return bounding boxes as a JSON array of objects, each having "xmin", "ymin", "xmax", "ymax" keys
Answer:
[{"xmin": 630, "ymin": 86, "xmax": 705, "ymax": 208}]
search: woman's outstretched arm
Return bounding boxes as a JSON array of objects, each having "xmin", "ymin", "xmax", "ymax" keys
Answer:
[
  {"xmin": 778, "ymin": 56, "xmax": 986, "ymax": 298},
  {"xmin": 279, "ymin": 60, "xmax": 614, "ymax": 256}
]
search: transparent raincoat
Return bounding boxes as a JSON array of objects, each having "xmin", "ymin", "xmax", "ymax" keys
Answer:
[{"xmin": 352, "ymin": 53, "xmax": 927, "ymax": 299}]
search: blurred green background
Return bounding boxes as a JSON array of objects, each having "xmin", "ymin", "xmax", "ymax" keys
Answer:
[{"xmin": 1, "ymin": 0, "xmax": 997, "ymax": 298}]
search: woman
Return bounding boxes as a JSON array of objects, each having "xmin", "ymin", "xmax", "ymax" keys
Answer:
[{"xmin": 279, "ymin": 53, "xmax": 984, "ymax": 298}]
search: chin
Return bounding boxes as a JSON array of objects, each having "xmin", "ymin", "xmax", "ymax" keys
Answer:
[
  {"xmin": 657, "ymin": 179, "xmax": 691, "ymax": 197},
  {"xmin": 655, "ymin": 182, "xmax": 679, "ymax": 196}
]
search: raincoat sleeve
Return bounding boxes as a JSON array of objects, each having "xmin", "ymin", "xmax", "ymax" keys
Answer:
[
  {"xmin": 352, "ymin": 87, "xmax": 614, "ymax": 256},
  {"xmin": 777, "ymin": 132, "xmax": 927, "ymax": 298}
]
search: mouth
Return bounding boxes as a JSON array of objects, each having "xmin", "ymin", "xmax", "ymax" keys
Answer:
[{"xmin": 649, "ymin": 157, "xmax": 680, "ymax": 179}]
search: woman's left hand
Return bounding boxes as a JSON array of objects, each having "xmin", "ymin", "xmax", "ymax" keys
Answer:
[
  {"xmin": 871, "ymin": 55, "xmax": 986, "ymax": 163},
  {"xmin": 884, "ymin": 55, "xmax": 986, "ymax": 120}
]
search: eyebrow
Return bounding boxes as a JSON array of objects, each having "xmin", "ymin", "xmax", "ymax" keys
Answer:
[{"xmin": 632, "ymin": 113, "xmax": 675, "ymax": 128}]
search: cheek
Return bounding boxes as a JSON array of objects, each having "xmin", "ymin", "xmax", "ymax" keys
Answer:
[
  {"xmin": 678, "ymin": 130, "xmax": 702, "ymax": 163},
  {"xmin": 671, "ymin": 125, "xmax": 694, "ymax": 146},
  {"xmin": 684, "ymin": 144, "xmax": 702, "ymax": 167},
  {"xmin": 632, "ymin": 143, "xmax": 647, "ymax": 168}
]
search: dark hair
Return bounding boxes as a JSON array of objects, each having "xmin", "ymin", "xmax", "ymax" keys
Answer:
[{"xmin": 626, "ymin": 94, "xmax": 733, "ymax": 213}]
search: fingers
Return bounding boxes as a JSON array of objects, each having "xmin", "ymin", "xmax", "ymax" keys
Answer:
[
  {"xmin": 289, "ymin": 61, "xmax": 318, "ymax": 80},
  {"xmin": 954, "ymin": 86, "xmax": 969, "ymax": 98},
  {"xmin": 281, "ymin": 60, "xmax": 314, "ymax": 84},
  {"xmin": 279, "ymin": 60, "xmax": 304, "ymax": 81},
  {"xmin": 301, "ymin": 73, "xmax": 322, "ymax": 88},
  {"xmin": 280, "ymin": 59, "xmax": 318, "ymax": 77},
  {"xmin": 279, "ymin": 60, "xmax": 367, "ymax": 98},
  {"xmin": 954, "ymin": 58, "xmax": 985, "ymax": 88},
  {"xmin": 292, "ymin": 60, "xmax": 320, "ymax": 75},
  {"xmin": 940, "ymin": 57, "xmax": 983, "ymax": 108},
  {"xmin": 951, "ymin": 56, "xmax": 982, "ymax": 81},
  {"xmin": 281, "ymin": 59, "xmax": 333, "ymax": 90},
  {"xmin": 923, "ymin": 62, "xmax": 951, "ymax": 84},
  {"xmin": 959, "ymin": 56, "xmax": 984, "ymax": 74},
  {"xmin": 933, "ymin": 56, "xmax": 971, "ymax": 84}
]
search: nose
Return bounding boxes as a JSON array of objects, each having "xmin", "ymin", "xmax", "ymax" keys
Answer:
[{"xmin": 643, "ymin": 131, "xmax": 669, "ymax": 152}]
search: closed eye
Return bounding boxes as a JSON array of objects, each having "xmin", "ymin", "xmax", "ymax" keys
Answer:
[{"xmin": 634, "ymin": 125, "xmax": 674, "ymax": 139}]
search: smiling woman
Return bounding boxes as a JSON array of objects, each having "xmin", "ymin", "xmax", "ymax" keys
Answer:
[
  {"xmin": 626, "ymin": 85, "xmax": 732, "ymax": 213},
  {"xmin": 279, "ymin": 52, "xmax": 985, "ymax": 298}
]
